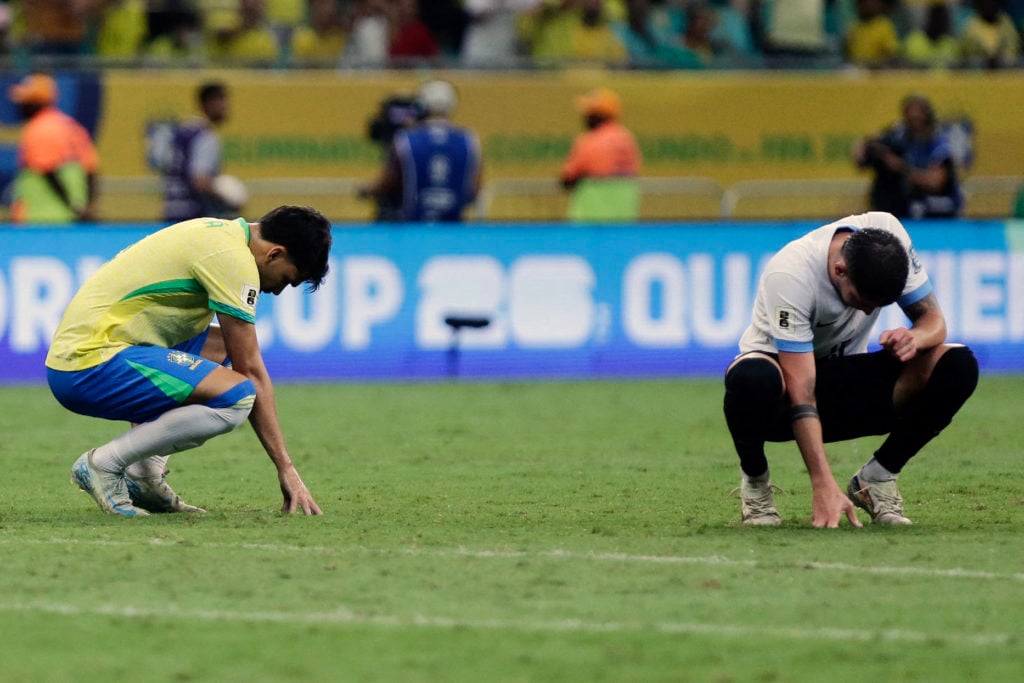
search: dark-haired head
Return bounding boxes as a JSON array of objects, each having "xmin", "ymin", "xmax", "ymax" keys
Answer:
[
  {"xmin": 841, "ymin": 228, "xmax": 908, "ymax": 306},
  {"xmin": 198, "ymin": 81, "xmax": 227, "ymax": 106},
  {"xmin": 198, "ymin": 81, "xmax": 229, "ymax": 124},
  {"xmin": 258, "ymin": 205, "xmax": 332, "ymax": 291}
]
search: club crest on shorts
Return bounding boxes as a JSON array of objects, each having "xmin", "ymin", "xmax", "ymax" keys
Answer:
[
  {"xmin": 241, "ymin": 283, "xmax": 259, "ymax": 309},
  {"xmin": 167, "ymin": 350, "xmax": 197, "ymax": 367}
]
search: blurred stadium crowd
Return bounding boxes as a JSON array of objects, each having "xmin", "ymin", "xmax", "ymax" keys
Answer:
[{"xmin": 2, "ymin": 0, "xmax": 1022, "ymax": 71}]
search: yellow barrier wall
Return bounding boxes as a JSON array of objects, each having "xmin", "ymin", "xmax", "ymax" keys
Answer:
[{"xmin": 101, "ymin": 69, "xmax": 1024, "ymax": 182}]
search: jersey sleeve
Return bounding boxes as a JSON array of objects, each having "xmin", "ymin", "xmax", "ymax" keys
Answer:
[
  {"xmin": 191, "ymin": 245, "xmax": 260, "ymax": 323},
  {"xmin": 878, "ymin": 213, "xmax": 934, "ymax": 307},
  {"xmin": 928, "ymin": 137, "xmax": 954, "ymax": 167},
  {"xmin": 761, "ymin": 271, "xmax": 815, "ymax": 353},
  {"xmin": 188, "ymin": 130, "xmax": 221, "ymax": 179}
]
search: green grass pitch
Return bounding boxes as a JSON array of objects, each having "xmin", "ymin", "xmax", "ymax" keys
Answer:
[{"xmin": 1, "ymin": 377, "xmax": 1021, "ymax": 682}]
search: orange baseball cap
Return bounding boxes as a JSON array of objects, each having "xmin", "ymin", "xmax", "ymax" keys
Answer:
[
  {"xmin": 575, "ymin": 88, "xmax": 621, "ymax": 119},
  {"xmin": 8, "ymin": 74, "xmax": 57, "ymax": 106}
]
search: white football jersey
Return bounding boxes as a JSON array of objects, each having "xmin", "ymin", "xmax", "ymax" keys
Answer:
[{"xmin": 738, "ymin": 212, "xmax": 932, "ymax": 359}]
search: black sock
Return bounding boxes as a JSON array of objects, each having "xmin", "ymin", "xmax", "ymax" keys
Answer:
[
  {"xmin": 724, "ymin": 357, "xmax": 783, "ymax": 478},
  {"xmin": 874, "ymin": 346, "xmax": 979, "ymax": 473}
]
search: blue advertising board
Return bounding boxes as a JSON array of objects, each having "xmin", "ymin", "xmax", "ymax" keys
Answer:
[{"xmin": 1, "ymin": 219, "xmax": 1021, "ymax": 384}]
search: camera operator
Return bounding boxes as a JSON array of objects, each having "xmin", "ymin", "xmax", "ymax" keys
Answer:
[
  {"xmin": 853, "ymin": 94, "xmax": 963, "ymax": 219},
  {"xmin": 360, "ymin": 93, "xmax": 424, "ymax": 221},
  {"xmin": 360, "ymin": 80, "xmax": 482, "ymax": 223}
]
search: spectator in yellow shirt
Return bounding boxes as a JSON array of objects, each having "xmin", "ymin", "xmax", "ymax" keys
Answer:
[
  {"xmin": 902, "ymin": 3, "xmax": 960, "ymax": 69},
  {"xmin": 569, "ymin": 0, "xmax": 627, "ymax": 64},
  {"xmin": 290, "ymin": 0, "xmax": 347, "ymax": 65},
  {"xmin": 207, "ymin": 0, "xmax": 281, "ymax": 65},
  {"xmin": 845, "ymin": 0, "xmax": 900, "ymax": 68},
  {"xmin": 95, "ymin": 0, "xmax": 147, "ymax": 59},
  {"xmin": 520, "ymin": 0, "xmax": 625, "ymax": 65},
  {"xmin": 266, "ymin": 0, "xmax": 304, "ymax": 48},
  {"xmin": 144, "ymin": 8, "xmax": 204, "ymax": 64},
  {"xmin": 960, "ymin": 0, "xmax": 1021, "ymax": 69}
]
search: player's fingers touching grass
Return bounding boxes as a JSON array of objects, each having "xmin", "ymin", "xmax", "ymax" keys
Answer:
[{"xmin": 278, "ymin": 466, "xmax": 322, "ymax": 515}]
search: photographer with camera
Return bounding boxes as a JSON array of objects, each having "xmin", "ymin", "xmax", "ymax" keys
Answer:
[
  {"xmin": 360, "ymin": 80, "xmax": 482, "ymax": 223},
  {"xmin": 361, "ymin": 93, "xmax": 425, "ymax": 221},
  {"xmin": 852, "ymin": 94, "xmax": 964, "ymax": 219}
]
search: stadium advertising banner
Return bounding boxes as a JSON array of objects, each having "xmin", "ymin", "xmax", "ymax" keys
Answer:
[
  {"xmin": 93, "ymin": 70, "xmax": 1024, "ymax": 183},
  {"xmin": 1, "ymin": 221, "xmax": 1021, "ymax": 384}
]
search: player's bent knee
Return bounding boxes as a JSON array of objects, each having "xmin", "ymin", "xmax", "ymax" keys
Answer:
[
  {"xmin": 725, "ymin": 357, "xmax": 783, "ymax": 401},
  {"xmin": 204, "ymin": 378, "xmax": 256, "ymax": 429},
  {"xmin": 932, "ymin": 345, "xmax": 979, "ymax": 399}
]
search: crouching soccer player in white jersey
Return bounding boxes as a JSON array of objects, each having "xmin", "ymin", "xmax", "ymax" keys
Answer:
[
  {"xmin": 45, "ymin": 205, "xmax": 332, "ymax": 516},
  {"xmin": 724, "ymin": 211, "xmax": 978, "ymax": 528}
]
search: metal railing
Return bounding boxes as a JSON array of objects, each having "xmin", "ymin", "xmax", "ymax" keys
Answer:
[
  {"xmin": 94, "ymin": 174, "xmax": 1023, "ymax": 223},
  {"xmin": 473, "ymin": 177, "xmax": 726, "ymax": 222}
]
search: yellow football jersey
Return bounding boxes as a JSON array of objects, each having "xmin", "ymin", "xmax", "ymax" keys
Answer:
[{"xmin": 46, "ymin": 217, "xmax": 260, "ymax": 372}]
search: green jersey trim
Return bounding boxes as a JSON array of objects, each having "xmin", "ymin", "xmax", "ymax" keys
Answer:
[
  {"xmin": 120, "ymin": 278, "xmax": 205, "ymax": 302},
  {"xmin": 211, "ymin": 300, "xmax": 257, "ymax": 323}
]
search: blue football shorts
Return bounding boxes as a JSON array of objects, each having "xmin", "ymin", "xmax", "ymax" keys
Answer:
[{"xmin": 47, "ymin": 329, "xmax": 223, "ymax": 424}]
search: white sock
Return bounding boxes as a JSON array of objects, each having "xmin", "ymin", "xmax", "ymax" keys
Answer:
[
  {"xmin": 860, "ymin": 458, "xmax": 896, "ymax": 482},
  {"xmin": 743, "ymin": 469, "xmax": 770, "ymax": 484},
  {"xmin": 125, "ymin": 455, "xmax": 170, "ymax": 480},
  {"xmin": 91, "ymin": 403, "xmax": 250, "ymax": 473}
]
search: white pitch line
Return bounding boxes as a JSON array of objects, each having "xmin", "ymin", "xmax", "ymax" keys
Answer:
[
  {"xmin": 3, "ymin": 537, "xmax": 1023, "ymax": 582},
  {"xmin": 0, "ymin": 601, "xmax": 1015, "ymax": 648}
]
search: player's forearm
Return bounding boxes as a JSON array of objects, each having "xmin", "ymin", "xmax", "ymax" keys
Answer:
[
  {"xmin": 779, "ymin": 355, "xmax": 832, "ymax": 485},
  {"xmin": 217, "ymin": 318, "xmax": 293, "ymax": 470},
  {"xmin": 907, "ymin": 297, "xmax": 948, "ymax": 352},
  {"xmin": 246, "ymin": 377, "xmax": 294, "ymax": 472},
  {"xmin": 911, "ymin": 316, "xmax": 947, "ymax": 351},
  {"xmin": 792, "ymin": 416, "xmax": 835, "ymax": 488}
]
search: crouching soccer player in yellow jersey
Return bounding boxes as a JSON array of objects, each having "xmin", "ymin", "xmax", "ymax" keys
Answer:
[{"xmin": 46, "ymin": 206, "xmax": 332, "ymax": 516}]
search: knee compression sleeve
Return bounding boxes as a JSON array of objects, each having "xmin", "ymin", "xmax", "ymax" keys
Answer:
[
  {"xmin": 205, "ymin": 378, "xmax": 256, "ymax": 411},
  {"xmin": 874, "ymin": 345, "xmax": 979, "ymax": 473},
  {"xmin": 723, "ymin": 358, "xmax": 784, "ymax": 477}
]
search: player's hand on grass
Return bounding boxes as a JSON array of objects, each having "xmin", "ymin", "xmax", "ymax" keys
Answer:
[
  {"xmin": 278, "ymin": 464, "xmax": 323, "ymax": 515},
  {"xmin": 880, "ymin": 328, "xmax": 917, "ymax": 362},
  {"xmin": 811, "ymin": 482, "xmax": 863, "ymax": 529}
]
